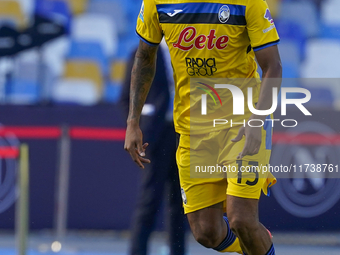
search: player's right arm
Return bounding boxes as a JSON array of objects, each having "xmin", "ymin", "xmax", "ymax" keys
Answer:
[
  {"xmin": 124, "ymin": 41, "xmax": 157, "ymax": 168},
  {"xmin": 124, "ymin": 0, "xmax": 163, "ymax": 168}
]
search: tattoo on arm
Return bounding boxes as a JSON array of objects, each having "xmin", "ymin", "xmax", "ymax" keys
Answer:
[{"xmin": 128, "ymin": 41, "xmax": 158, "ymax": 124}]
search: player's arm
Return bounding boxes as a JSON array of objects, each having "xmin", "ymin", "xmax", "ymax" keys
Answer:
[
  {"xmin": 124, "ymin": 40, "xmax": 158, "ymax": 168},
  {"xmin": 232, "ymin": 0, "xmax": 282, "ymax": 158},
  {"xmin": 252, "ymin": 45, "xmax": 282, "ymax": 121},
  {"xmin": 125, "ymin": 0, "xmax": 162, "ymax": 168},
  {"xmin": 235, "ymin": 46, "xmax": 282, "ymax": 159},
  {"xmin": 233, "ymin": 46, "xmax": 282, "ymax": 158}
]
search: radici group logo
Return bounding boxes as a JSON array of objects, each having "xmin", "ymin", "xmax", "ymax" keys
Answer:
[
  {"xmin": 186, "ymin": 58, "xmax": 217, "ymax": 76},
  {"xmin": 195, "ymin": 80, "xmax": 312, "ymax": 128}
]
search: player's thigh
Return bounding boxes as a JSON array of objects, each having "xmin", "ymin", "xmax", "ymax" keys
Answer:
[
  {"xmin": 187, "ymin": 202, "xmax": 225, "ymax": 238},
  {"xmin": 221, "ymin": 124, "xmax": 274, "ymax": 200},
  {"xmin": 226, "ymin": 195, "xmax": 259, "ymax": 230},
  {"xmin": 176, "ymin": 133, "xmax": 227, "ymax": 214},
  {"xmin": 226, "ymin": 159, "xmax": 268, "ymax": 199}
]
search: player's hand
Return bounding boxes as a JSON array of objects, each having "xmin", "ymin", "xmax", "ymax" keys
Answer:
[
  {"xmin": 231, "ymin": 124, "xmax": 262, "ymax": 159},
  {"xmin": 124, "ymin": 124, "xmax": 151, "ymax": 168}
]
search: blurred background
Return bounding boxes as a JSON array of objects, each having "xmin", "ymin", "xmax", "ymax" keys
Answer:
[{"xmin": 0, "ymin": 0, "xmax": 340, "ymax": 254}]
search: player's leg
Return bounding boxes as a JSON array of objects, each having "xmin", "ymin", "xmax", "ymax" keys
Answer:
[
  {"xmin": 227, "ymin": 196, "xmax": 273, "ymax": 255},
  {"xmin": 224, "ymin": 161, "xmax": 275, "ymax": 255},
  {"xmin": 221, "ymin": 118, "xmax": 276, "ymax": 255},
  {"xmin": 176, "ymin": 133, "xmax": 242, "ymax": 254},
  {"xmin": 187, "ymin": 201, "xmax": 242, "ymax": 254},
  {"xmin": 187, "ymin": 202, "xmax": 225, "ymax": 248}
]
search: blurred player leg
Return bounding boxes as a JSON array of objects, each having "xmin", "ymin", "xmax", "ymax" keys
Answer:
[
  {"xmin": 129, "ymin": 140, "xmax": 167, "ymax": 255},
  {"xmin": 186, "ymin": 202, "xmax": 242, "ymax": 254},
  {"xmin": 227, "ymin": 196, "xmax": 273, "ymax": 255},
  {"xmin": 165, "ymin": 124, "xmax": 186, "ymax": 255}
]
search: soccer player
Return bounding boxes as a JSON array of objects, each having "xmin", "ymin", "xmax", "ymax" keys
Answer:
[{"xmin": 124, "ymin": 0, "xmax": 282, "ymax": 255}]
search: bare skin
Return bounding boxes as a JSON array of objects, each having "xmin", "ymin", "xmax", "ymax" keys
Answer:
[
  {"xmin": 227, "ymin": 195, "xmax": 272, "ymax": 255},
  {"xmin": 187, "ymin": 202, "xmax": 227, "ymax": 248},
  {"xmin": 124, "ymin": 40, "xmax": 282, "ymax": 255},
  {"xmin": 124, "ymin": 40, "xmax": 158, "ymax": 168},
  {"xmin": 186, "ymin": 197, "xmax": 273, "ymax": 255},
  {"xmin": 232, "ymin": 45, "xmax": 282, "ymax": 159}
]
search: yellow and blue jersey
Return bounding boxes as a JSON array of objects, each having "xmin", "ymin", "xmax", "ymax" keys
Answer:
[{"xmin": 136, "ymin": 0, "xmax": 280, "ymax": 135}]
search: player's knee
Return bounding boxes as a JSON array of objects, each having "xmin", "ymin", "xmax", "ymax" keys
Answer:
[
  {"xmin": 228, "ymin": 215, "xmax": 258, "ymax": 237},
  {"xmin": 193, "ymin": 225, "xmax": 221, "ymax": 248}
]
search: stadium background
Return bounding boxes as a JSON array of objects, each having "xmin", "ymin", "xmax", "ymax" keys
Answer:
[{"xmin": 0, "ymin": 0, "xmax": 340, "ymax": 254}]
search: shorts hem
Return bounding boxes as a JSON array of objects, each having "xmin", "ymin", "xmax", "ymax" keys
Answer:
[
  {"xmin": 183, "ymin": 197, "xmax": 226, "ymax": 214},
  {"xmin": 226, "ymin": 190, "xmax": 261, "ymax": 200}
]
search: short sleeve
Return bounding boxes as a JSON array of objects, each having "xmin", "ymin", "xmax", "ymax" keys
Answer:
[
  {"xmin": 136, "ymin": 0, "xmax": 163, "ymax": 46},
  {"xmin": 246, "ymin": 0, "xmax": 280, "ymax": 52}
]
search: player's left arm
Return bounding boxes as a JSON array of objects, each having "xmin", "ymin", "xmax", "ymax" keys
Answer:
[
  {"xmin": 232, "ymin": 45, "xmax": 282, "ymax": 159},
  {"xmin": 233, "ymin": 46, "xmax": 282, "ymax": 159},
  {"xmin": 242, "ymin": 45, "xmax": 282, "ymax": 156},
  {"xmin": 232, "ymin": 0, "xmax": 282, "ymax": 159},
  {"xmin": 252, "ymin": 45, "xmax": 282, "ymax": 119}
]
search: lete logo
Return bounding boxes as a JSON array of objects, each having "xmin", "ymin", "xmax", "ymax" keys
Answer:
[{"xmin": 173, "ymin": 27, "xmax": 229, "ymax": 51}]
